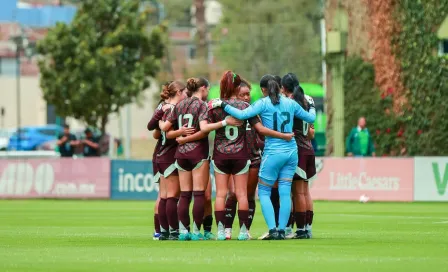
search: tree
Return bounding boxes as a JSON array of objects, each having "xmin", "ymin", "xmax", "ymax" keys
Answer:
[
  {"xmin": 37, "ymin": 0, "xmax": 164, "ymax": 134},
  {"xmin": 216, "ymin": 0, "xmax": 322, "ymax": 83},
  {"xmin": 195, "ymin": 0, "xmax": 207, "ymax": 61},
  {"xmin": 193, "ymin": 0, "xmax": 210, "ymax": 78}
]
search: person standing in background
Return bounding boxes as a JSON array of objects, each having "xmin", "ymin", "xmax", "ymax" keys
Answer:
[
  {"xmin": 82, "ymin": 128, "xmax": 100, "ymax": 157},
  {"xmin": 346, "ymin": 117, "xmax": 376, "ymax": 157},
  {"xmin": 57, "ymin": 124, "xmax": 77, "ymax": 157}
]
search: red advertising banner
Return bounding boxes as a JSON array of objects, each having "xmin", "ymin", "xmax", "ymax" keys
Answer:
[
  {"xmin": 0, "ymin": 158, "xmax": 110, "ymax": 199},
  {"xmin": 311, "ymin": 158, "xmax": 414, "ymax": 202}
]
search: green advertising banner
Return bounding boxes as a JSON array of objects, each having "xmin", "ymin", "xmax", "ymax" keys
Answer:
[{"xmin": 414, "ymin": 157, "xmax": 448, "ymax": 201}]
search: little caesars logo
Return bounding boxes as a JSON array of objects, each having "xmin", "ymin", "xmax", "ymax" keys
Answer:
[
  {"xmin": 0, "ymin": 162, "xmax": 96, "ymax": 196},
  {"xmin": 329, "ymin": 172, "xmax": 400, "ymax": 191}
]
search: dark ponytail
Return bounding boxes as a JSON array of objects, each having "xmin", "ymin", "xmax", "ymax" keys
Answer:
[
  {"xmin": 267, "ymin": 80, "xmax": 281, "ymax": 105},
  {"xmin": 292, "ymin": 85, "xmax": 307, "ymax": 108},
  {"xmin": 260, "ymin": 74, "xmax": 280, "ymax": 105},
  {"xmin": 281, "ymin": 73, "xmax": 306, "ymax": 108}
]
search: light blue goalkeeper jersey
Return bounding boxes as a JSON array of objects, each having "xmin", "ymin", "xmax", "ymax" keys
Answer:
[{"xmin": 223, "ymin": 96, "xmax": 316, "ymax": 154}]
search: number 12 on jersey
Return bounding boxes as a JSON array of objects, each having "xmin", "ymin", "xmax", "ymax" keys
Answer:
[{"xmin": 273, "ymin": 112, "xmax": 291, "ymax": 132}]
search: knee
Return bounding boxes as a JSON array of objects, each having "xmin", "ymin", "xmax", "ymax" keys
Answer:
[
  {"xmin": 235, "ymin": 191, "xmax": 247, "ymax": 201},
  {"xmin": 304, "ymin": 185, "xmax": 310, "ymax": 195},
  {"xmin": 258, "ymin": 183, "xmax": 271, "ymax": 197},
  {"xmin": 295, "ymin": 189, "xmax": 306, "ymax": 198},
  {"xmin": 205, "ymin": 193, "xmax": 212, "ymax": 202},
  {"xmin": 168, "ymin": 191, "xmax": 180, "ymax": 199},
  {"xmin": 216, "ymin": 189, "xmax": 227, "ymax": 200},
  {"xmin": 247, "ymin": 194, "xmax": 255, "ymax": 201}
]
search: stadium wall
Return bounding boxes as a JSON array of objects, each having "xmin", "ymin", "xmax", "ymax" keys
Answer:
[
  {"xmin": 0, "ymin": 157, "xmax": 447, "ymax": 202},
  {"xmin": 0, "ymin": 158, "xmax": 110, "ymax": 198}
]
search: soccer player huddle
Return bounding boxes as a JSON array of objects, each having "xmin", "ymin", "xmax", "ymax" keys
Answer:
[{"xmin": 147, "ymin": 71, "xmax": 317, "ymax": 241}]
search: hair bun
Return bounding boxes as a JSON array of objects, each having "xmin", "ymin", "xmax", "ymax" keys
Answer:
[
  {"xmin": 186, "ymin": 78, "xmax": 198, "ymax": 92},
  {"xmin": 160, "ymin": 82, "xmax": 170, "ymax": 100}
]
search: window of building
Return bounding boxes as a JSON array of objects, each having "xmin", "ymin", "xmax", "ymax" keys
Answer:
[
  {"xmin": 439, "ymin": 39, "xmax": 448, "ymax": 56},
  {"xmin": 0, "ymin": 58, "xmax": 17, "ymax": 76}
]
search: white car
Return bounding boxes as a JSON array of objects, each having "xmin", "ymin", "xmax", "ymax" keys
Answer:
[{"xmin": 0, "ymin": 128, "xmax": 16, "ymax": 151}]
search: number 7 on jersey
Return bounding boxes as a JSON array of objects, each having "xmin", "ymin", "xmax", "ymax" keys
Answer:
[{"xmin": 178, "ymin": 114, "xmax": 194, "ymax": 128}]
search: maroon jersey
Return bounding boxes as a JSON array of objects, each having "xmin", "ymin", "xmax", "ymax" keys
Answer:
[
  {"xmin": 149, "ymin": 102, "xmax": 166, "ymax": 163},
  {"xmin": 167, "ymin": 96, "xmax": 209, "ymax": 159},
  {"xmin": 293, "ymin": 106, "xmax": 315, "ymax": 155},
  {"xmin": 156, "ymin": 105, "xmax": 178, "ymax": 163},
  {"xmin": 245, "ymin": 117, "xmax": 263, "ymax": 162},
  {"xmin": 207, "ymin": 99, "xmax": 256, "ymax": 159},
  {"xmin": 147, "ymin": 103, "xmax": 165, "ymax": 131}
]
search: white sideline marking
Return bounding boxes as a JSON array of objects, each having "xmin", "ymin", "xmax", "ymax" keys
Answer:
[
  {"xmin": 433, "ymin": 221, "xmax": 448, "ymax": 224},
  {"xmin": 336, "ymin": 213, "xmax": 448, "ymax": 220}
]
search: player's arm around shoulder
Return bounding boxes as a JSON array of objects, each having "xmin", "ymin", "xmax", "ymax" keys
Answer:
[
  {"xmin": 153, "ymin": 129, "xmax": 161, "ymax": 140},
  {"xmin": 253, "ymin": 122, "xmax": 294, "ymax": 141},
  {"xmin": 159, "ymin": 106, "xmax": 176, "ymax": 132},
  {"xmin": 292, "ymin": 99, "xmax": 316, "ymax": 124},
  {"xmin": 224, "ymin": 99, "xmax": 264, "ymax": 120},
  {"xmin": 308, "ymin": 124, "xmax": 315, "ymax": 140}
]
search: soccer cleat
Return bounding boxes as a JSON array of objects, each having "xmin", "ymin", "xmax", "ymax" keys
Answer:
[
  {"xmin": 159, "ymin": 231, "xmax": 169, "ymax": 241},
  {"xmin": 225, "ymin": 228, "xmax": 232, "ymax": 240},
  {"xmin": 191, "ymin": 233, "xmax": 205, "ymax": 241},
  {"xmin": 153, "ymin": 232, "xmax": 161, "ymax": 240},
  {"xmin": 259, "ymin": 229, "xmax": 279, "ymax": 240},
  {"xmin": 217, "ymin": 229, "xmax": 226, "ymax": 241},
  {"xmin": 204, "ymin": 231, "xmax": 216, "ymax": 240},
  {"xmin": 237, "ymin": 231, "xmax": 249, "ymax": 241},
  {"xmin": 247, "ymin": 231, "xmax": 252, "ymax": 240},
  {"xmin": 277, "ymin": 230, "xmax": 286, "ymax": 240},
  {"xmin": 305, "ymin": 224, "xmax": 313, "ymax": 239},
  {"xmin": 217, "ymin": 222, "xmax": 226, "ymax": 241},
  {"xmin": 265, "ymin": 229, "xmax": 280, "ymax": 240},
  {"xmin": 293, "ymin": 230, "xmax": 308, "ymax": 239},
  {"xmin": 285, "ymin": 227, "xmax": 295, "ymax": 239},
  {"xmin": 257, "ymin": 231, "xmax": 270, "ymax": 240},
  {"xmin": 168, "ymin": 232, "xmax": 179, "ymax": 241},
  {"xmin": 178, "ymin": 232, "xmax": 192, "ymax": 241},
  {"xmin": 306, "ymin": 229, "xmax": 313, "ymax": 239}
]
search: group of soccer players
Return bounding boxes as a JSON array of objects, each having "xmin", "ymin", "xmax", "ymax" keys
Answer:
[{"xmin": 147, "ymin": 70, "xmax": 317, "ymax": 241}]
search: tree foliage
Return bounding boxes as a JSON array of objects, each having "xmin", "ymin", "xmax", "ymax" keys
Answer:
[
  {"xmin": 343, "ymin": 57, "xmax": 404, "ymax": 156},
  {"xmin": 216, "ymin": 0, "xmax": 322, "ymax": 83},
  {"xmin": 38, "ymin": 0, "xmax": 164, "ymax": 133},
  {"xmin": 393, "ymin": 0, "xmax": 448, "ymax": 155}
]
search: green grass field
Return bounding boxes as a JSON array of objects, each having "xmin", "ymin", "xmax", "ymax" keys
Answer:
[{"xmin": 1, "ymin": 200, "xmax": 447, "ymax": 272}]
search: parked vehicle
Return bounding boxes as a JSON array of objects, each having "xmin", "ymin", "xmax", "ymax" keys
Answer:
[
  {"xmin": 36, "ymin": 139, "xmax": 57, "ymax": 151},
  {"xmin": 0, "ymin": 128, "xmax": 16, "ymax": 151},
  {"xmin": 7, "ymin": 125, "xmax": 63, "ymax": 151}
]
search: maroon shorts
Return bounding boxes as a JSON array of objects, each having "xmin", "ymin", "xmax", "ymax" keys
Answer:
[
  {"xmin": 212, "ymin": 158, "xmax": 251, "ymax": 175},
  {"xmin": 152, "ymin": 161, "xmax": 159, "ymax": 175},
  {"xmin": 156, "ymin": 162, "xmax": 178, "ymax": 178},
  {"xmin": 293, "ymin": 154, "xmax": 316, "ymax": 182},
  {"xmin": 152, "ymin": 161, "xmax": 161, "ymax": 183},
  {"xmin": 175, "ymin": 158, "xmax": 207, "ymax": 172},
  {"xmin": 250, "ymin": 158, "xmax": 261, "ymax": 169}
]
